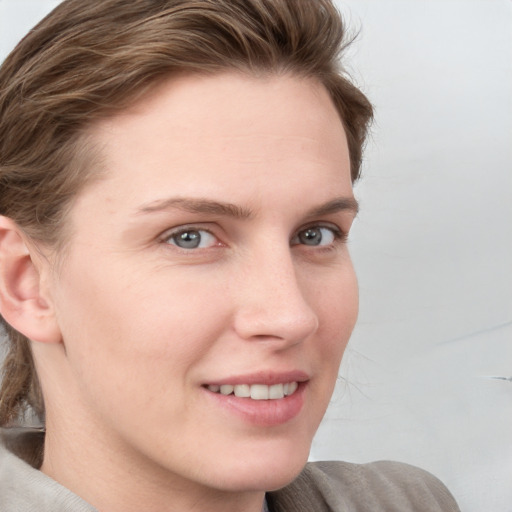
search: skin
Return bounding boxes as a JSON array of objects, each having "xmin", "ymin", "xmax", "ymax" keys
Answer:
[{"xmin": 16, "ymin": 73, "xmax": 359, "ymax": 512}]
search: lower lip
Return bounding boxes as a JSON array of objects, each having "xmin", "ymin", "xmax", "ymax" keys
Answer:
[{"xmin": 203, "ymin": 383, "xmax": 306, "ymax": 427}]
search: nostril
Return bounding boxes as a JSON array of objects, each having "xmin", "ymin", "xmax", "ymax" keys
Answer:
[{"xmin": 233, "ymin": 304, "xmax": 319, "ymax": 345}]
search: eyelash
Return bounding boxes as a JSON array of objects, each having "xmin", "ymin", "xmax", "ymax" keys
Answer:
[
  {"xmin": 160, "ymin": 223, "xmax": 347, "ymax": 252},
  {"xmin": 290, "ymin": 224, "xmax": 346, "ymax": 248},
  {"xmin": 162, "ymin": 226, "xmax": 221, "ymax": 250}
]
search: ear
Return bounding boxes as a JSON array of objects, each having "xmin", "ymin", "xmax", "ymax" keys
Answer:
[{"xmin": 0, "ymin": 216, "xmax": 61, "ymax": 344}]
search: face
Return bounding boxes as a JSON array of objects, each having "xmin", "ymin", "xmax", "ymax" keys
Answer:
[{"xmin": 44, "ymin": 73, "xmax": 358, "ymax": 495}]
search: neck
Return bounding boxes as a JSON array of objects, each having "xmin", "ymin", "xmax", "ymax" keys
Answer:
[{"xmin": 41, "ymin": 418, "xmax": 266, "ymax": 512}]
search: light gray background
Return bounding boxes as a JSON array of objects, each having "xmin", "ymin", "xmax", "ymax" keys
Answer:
[{"xmin": 1, "ymin": 1, "xmax": 511, "ymax": 511}]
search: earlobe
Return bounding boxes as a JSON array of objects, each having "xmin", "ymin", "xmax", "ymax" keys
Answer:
[{"xmin": 0, "ymin": 216, "xmax": 61, "ymax": 344}]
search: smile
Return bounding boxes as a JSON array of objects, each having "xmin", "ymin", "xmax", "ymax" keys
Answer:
[{"xmin": 206, "ymin": 382, "xmax": 299, "ymax": 400}]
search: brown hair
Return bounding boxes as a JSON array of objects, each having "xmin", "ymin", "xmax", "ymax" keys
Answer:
[{"xmin": 0, "ymin": 0, "xmax": 373, "ymax": 426}]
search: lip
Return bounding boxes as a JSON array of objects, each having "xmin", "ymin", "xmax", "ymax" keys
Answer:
[
  {"xmin": 205, "ymin": 370, "xmax": 309, "ymax": 387},
  {"xmin": 202, "ymin": 370, "xmax": 309, "ymax": 427}
]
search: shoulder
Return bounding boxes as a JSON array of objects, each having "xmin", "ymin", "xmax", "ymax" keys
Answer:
[
  {"xmin": 0, "ymin": 429, "xmax": 96, "ymax": 512},
  {"xmin": 268, "ymin": 460, "xmax": 460, "ymax": 512}
]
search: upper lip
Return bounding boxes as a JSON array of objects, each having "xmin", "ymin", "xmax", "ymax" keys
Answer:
[{"xmin": 205, "ymin": 370, "xmax": 310, "ymax": 387}]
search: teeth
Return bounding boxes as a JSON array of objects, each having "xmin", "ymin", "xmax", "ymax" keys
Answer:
[
  {"xmin": 207, "ymin": 382, "xmax": 299, "ymax": 400},
  {"xmin": 269, "ymin": 383, "xmax": 284, "ymax": 399},
  {"xmin": 284, "ymin": 381, "xmax": 298, "ymax": 396},
  {"xmin": 220, "ymin": 384, "xmax": 234, "ymax": 395},
  {"xmin": 250, "ymin": 384, "xmax": 269, "ymax": 400},
  {"xmin": 233, "ymin": 384, "xmax": 250, "ymax": 398}
]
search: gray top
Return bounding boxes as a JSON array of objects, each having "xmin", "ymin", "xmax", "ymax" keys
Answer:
[
  {"xmin": 0, "ymin": 429, "xmax": 460, "ymax": 511},
  {"xmin": 0, "ymin": 434, "xmax": 95, "ymax": 512}
]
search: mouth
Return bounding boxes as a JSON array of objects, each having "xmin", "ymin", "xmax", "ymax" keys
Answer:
[
  {"xmin": 206, "ymin": 382, "xmax": 299, "ymax": 400},
  {"xmin": 202, "ymin": 373, "xmax": 308, "ymax": 426}
]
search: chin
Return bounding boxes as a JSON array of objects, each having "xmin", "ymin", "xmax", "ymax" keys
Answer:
[{"xmin": 201, "ymin": 437, "xmax": 312, "ymax": 493}]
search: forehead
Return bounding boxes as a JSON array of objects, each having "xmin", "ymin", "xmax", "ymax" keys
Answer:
[
  {"xmin": 80, "ymin": 72, "xmax": 351, "ymax": 213},
  {"xmin": 94, "ymin": 73, "xmax": 346, "ymax": 159}
]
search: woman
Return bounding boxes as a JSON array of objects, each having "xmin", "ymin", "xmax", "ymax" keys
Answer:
[{"xmin": 0, "ymin": 1, "xmax": 460, "ymax": 510}]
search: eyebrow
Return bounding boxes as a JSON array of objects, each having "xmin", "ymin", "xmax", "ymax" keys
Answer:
[
  {"xmin": 137, "ymin": 197, "xmax": 254, "ymax": 219},
  {"xmin": 306, "ymin": 197, "xmax": 359, "ymax": 217},
  {"xmin": 136, "ymin": 196, "xmax": 358, "ymax": 219}
]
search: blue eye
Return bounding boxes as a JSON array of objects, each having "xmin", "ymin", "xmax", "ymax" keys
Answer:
[
  {"xmin": 292, "ymin": 226, "xmax": 337, "ymax": 247},
  {"xmin": 166, "ymin": 229, "xmax": 217, "ymax": 249}
]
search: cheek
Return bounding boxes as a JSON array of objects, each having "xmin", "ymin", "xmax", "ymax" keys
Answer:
[
  {"xmin": 315, "ymin": 258, "xmax": 358, "ymax": 322},
  {"xmin": 301, "ymin": 266, "xmax": 358, "ymax": 435},
  {"xmin": 55, "ymin": 259, "xmax": 229, "ymax": 379},
  {"xmin": 313, "ymin": 263, "xmax": 358, "ymax": 368}
]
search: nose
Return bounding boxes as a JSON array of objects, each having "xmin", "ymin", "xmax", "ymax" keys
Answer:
[{"xmin": 232, "ymin": 247, "xmax": 319, "ymax": 347}]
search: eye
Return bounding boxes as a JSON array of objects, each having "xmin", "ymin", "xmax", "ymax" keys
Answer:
[
  {"xmin": 291, "ymin": 226, "xmax": 339, "ymax": 247},
  {"xmin": 165, "ymin": 228, "xmax": 218, "ymax": 249}
]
